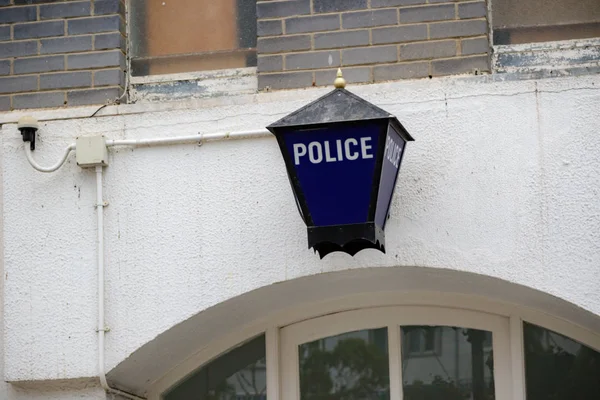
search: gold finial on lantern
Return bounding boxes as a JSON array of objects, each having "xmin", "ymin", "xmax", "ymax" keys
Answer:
[{"xmin": 334, "ymin": 68, "xmax": 346, "ymax": 89}]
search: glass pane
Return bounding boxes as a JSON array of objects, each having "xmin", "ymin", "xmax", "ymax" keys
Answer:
[
  {"xmin": 401, "ymin": 326, "xmax": 494, "ymax": 400},
  {"xmin": 424, "ymin": 328, "xmax": 437, "ymax": 352},
  {"xmin": 493, "ymin": 0, "xmax": 600, "ymax": 44},
  {"xmin": 408, "ymin": 330, "xmax": 421, "ymax": 353},
  {"xmin": 164, "ymin": 335, "xmax": 266, "ymax": 400},
  {"xmin": 299, "ymin": 328, "xmax": 390, "ymax": 400},
  {"xmin": 524, "ymin": 322, "xmax": 600, "ymax": 400},
  {"xmin": 130, "ymin": 0, "xmax": 257, "ymax": 75}
]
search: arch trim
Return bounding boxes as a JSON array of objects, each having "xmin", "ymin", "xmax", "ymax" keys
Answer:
[{"xmin": 146, "ymin": 290, "xmax": 600, "ymax": 400}]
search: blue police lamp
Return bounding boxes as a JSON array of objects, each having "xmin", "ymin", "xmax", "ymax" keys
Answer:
[{"xmin": 267, "ymin": 69, "xmax": 414, "ymax": 258}]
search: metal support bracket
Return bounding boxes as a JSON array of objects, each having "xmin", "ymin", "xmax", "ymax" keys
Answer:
[{"xmin": 94, "ymin": 201, "xmax": 109, "ymax": 209}]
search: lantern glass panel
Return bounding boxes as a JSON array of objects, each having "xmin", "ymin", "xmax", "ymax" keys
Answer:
[
  {"xmin": 281, "ymin": 122, "xmax": 383, "ymax": 226},
  {"xmin": 375, "ymin": 124, "xmax": 406, "ymax": 229}
]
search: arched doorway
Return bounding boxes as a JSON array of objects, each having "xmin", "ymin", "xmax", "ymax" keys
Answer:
[
  {"xmin": 154, "ymin": 298, "xmax": 600, "ymax": 400},
  {"xmin": 107, "ymin": 267, "xmax": 600, "ymax": 400}
]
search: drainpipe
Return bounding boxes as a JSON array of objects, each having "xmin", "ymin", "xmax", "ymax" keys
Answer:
[{"xmin": 96, "ymin": 165, "xmax": 145, "ymax": 400}]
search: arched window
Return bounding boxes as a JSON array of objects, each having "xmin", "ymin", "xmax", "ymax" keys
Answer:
[
  {"xmin": 164, "ymin": 335, "xmax": 267, "ymax": 400},
  {"xmin": 280, "ymin": 307, "xmax": 511, "ymax": 400},
  {"xmin": 523, "ymin": 322, "xmax": 600, "ymax": 399},
  {"xmin": 158, "ymin": 306, "xmax": 600, "ymax": 400}
]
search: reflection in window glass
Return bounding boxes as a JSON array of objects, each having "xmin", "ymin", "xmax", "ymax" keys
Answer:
[
  {"xmin": 524, "ymin": 322, "xmax": 600, "ymax": 400},
  {"xmin": 130, "ymin": 0, "xmax": 257, "ymax": 76},
  {"xmin": 299, "ymin": 328, "xmax": 390, "ymax": 400},
  {"xmin": 401, "ymin": 326, "xmax": 494, "ymax": 400},
  {"xmin": 164, "ymin": 335, "xmax": 266, "ymax": 400},
  {"xmin": 405, "ymin": 327, "xmax": 440, "ymax": 355}
]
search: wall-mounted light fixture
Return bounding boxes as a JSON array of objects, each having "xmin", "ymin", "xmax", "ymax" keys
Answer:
[
  {"xmin": 18, "ymin": 116, "xmax": 39, "ymax": 151},
  {"xmin": 267, "ymin": 70, "xmax": 414, "ymax": 258}
]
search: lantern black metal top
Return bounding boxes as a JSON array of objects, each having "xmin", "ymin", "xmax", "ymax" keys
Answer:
[{"xmin": 267, "ymin": 72, "xmax": 414, "ymax": 258}]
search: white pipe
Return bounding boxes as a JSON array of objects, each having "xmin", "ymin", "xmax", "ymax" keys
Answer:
[
  {"xmin": 95, "ymin": 166, "xmax": 146, "ymax": 400},
  {"xmin": 24, "ymin": 128, "xmax": 271, "ymax": 173},
  {"xmin": 24, "ymin": 143, "xmax": 75, "ymax": 173},
  {"xmin": 105, "ymin": 128, "xmax": 271, "ymax": 147}
]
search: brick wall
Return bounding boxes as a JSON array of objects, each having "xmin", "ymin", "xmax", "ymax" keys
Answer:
[
  {"xmin": 256, "ymin": 0, "xmax": 490, "ymax": 90},
  {"xmin": 0, "ymin": 0, "xmax": 492, "ymax": 111},
  {"xmin": 0, "ymin": 0, "xmax": 125, "ymax": 111}
]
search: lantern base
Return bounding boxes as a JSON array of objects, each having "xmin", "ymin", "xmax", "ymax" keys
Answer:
[{"xmin": 307, "ymin": 223, "xmax": 385, "ymax": 258}]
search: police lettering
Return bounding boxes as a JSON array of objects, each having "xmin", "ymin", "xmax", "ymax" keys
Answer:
[
  {"xmin": 293, "ymin": 137, "xmax": 373, "ymax": 165},
  {"xmin": 384, "ymin": 135, "xmax": 402, "ymax": 168}
]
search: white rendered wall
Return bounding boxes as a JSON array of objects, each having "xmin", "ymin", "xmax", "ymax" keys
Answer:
[{"xmin": 1, "ymin": 74, "xmax": 599, "ymax": 394}]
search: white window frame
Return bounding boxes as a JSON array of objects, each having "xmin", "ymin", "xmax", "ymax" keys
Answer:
[
  {"xmin": 280, "ymin": 306, "xmax": 511, "ymax": 400},
  {"xmin": 147, "ymin": 292, "xmax": 600, "ymax": 400}
]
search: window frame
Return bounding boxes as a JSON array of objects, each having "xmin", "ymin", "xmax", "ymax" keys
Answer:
[
  {"xmin": 147, "ymin": 292, "xmax": 600, "ymax": 400},
  {"xmin": 280, "ymin": 306, "xmax": 511, "ymax": 400},
  {"xmin": 492, "ymin": 37, "xmax": 600, "ymax": 74},
  {"xmin": 125, "ymin": 0, "xmax": 258, "ymax": 98},
  {"xmin": 489, "ymin": 0, "xmax": 600, "ymax": 46},
  {"xmin": 488, "ymin": 0, "xmax": 600, "ymax": 74}
]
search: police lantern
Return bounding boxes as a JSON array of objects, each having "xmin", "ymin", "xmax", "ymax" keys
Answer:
[{"xmin": 267, "ymin": 69, "xmax": 414, "ymax": 258}]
